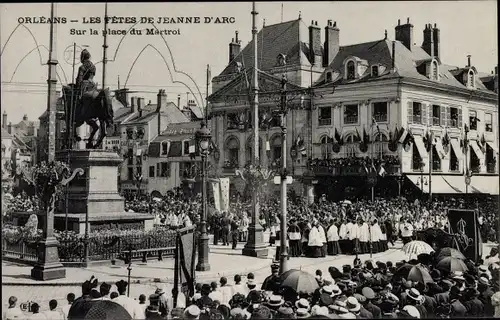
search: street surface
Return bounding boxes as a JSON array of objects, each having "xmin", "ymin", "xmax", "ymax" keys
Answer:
[{"xmin": 2, "ymin": 233, "xmax": 497, "ymax": 313}]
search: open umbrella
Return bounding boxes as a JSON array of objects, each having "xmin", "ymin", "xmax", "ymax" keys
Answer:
[
  {"xmin": 279, "ymin": 269, "xmax": 319, "ymax": 294},
  {"xmin": 435, "ymin": 247, "xmax": 466, "ymax": 261},
  {"xmin": 395, "ymin": 264, "xmax": 434, "ymax": 284},
  {"xmin": 341, "ymin": 200, "xmax": 352, "ymax": 205},
  {"xmin": 402, "ymin": 241, "xmax": 434, "ymax": 257},
  {"xmin": 436, "ymin": 256, "xmax": 468, "ymax": 274}
]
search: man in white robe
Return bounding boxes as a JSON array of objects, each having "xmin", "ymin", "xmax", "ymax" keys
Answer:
[
  {"xmin": 339, "ymin": 219, "xmax": 348, "ymax": 254},
  {"xmin": 358, "ymin": 219, "xmax": 370, "ymax": 254},
  {"xmin": 400, "ymin": 218, "xmax": 414, "ymax": 244},
  {"xmin": 318, "ymin": 222, "xmax": 327, "ymax": 257},
  {"xmin": 348, "ymin": 218, "xmax": 358, "ymax": 255},
  {"xmin": 370, "ymin": 219, "xmax": 382, "ymax": 253},
  {"xmin": 308, "ymin": 221, "xmax": 323, "ymax": 258},
  {"xmin": 327, "ymin": 218, "xmax": 341, "ymax": 255}
]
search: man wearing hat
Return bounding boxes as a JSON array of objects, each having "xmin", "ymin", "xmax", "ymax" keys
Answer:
[
  {"xmin": 449, "ymin": 286, "xmax": 467, "ymax": 317},
  {"xmin": 261, "ymin": 264, "xmax": 281, "ymax": 294},
  {"xmin": 478, "ymin": 276, "xmax": 494, "ymax": 316},
  {"xmin": 463, "ymin": 287, "xmax": 485, "ymax": 317},
  {"xmin": 99, "ymin": 282, "xmax": 111, "ymax": 300},
  {"xmin": 113, "ymin": 280, "xmax": 145, "ymax": 319},
  {"xmin": 362, "ymin": 287, "xmax": 381, "ymax": 318},
  {"xmin": 264, "ymin": 294, "xmax": 284, "ymax": 317},
  {"xmin": 183, "ymin": 305, "xmax": 201, "ymax": 320},
  {"xmin": 154, "ymin": 286, "xmax": 169, "ymax": 317},
  {"xmin": 295, "ymin": 308, "xmax": 311, "ymax": 319}
]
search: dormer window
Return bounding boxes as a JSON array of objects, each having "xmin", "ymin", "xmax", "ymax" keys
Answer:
[
  {"xmin": 467, "ymin": 70, "xmax": 475, "ymax": 88},
  {"xmin": 431, "ymin": 60, "xmax": 439, "ymax": 81},
  {"xmin": 371, "ymin": 65, "xmax": 379, "ymax": 77},
  {"xmin": 346, "ymin": 61, "xmax": 356, "ymax": 80},
  {"xmin": 277, "ymin": 53, "xmax": 287, "ymax": 66}
]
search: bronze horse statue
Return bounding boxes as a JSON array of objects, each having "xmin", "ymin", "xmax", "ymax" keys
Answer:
[
  {"xmin": 73, "ymin": 87, "xmax": 113, "ymax": 149},
  {"xmin": 71, "ymin": 49, "xmax": 114, "ymax": 149}
]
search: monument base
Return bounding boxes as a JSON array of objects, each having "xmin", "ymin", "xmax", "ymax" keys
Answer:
[
  {"xmin": 30, "ymin": 237, "xmax": 66, "ymax": 280},
  {"xmin": 242, "ymin": 245, "xmax": 269, "ymax": 258},
  {"xmin": 54, "ymin": 212, "xmax": 155, "ymax": 234},
  {"xmin": 242, "ymin": 224, "xmax": 268, "ymax": 258}
]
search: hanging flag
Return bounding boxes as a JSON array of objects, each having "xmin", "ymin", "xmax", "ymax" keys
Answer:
[
  {"xmin": 355, "ymin": 127, "xmax": 362, "ymax": 143},
  {"xmin": 188, "ymin": 140, "xmax": 196, "ymax": 154},
  {"xmin": 295, "ymin": 135, "xmax": 307, "ymax": 156},
  {"xmin": 219, "ymin": 178, "xmax": 230, "ymax": 212},
  {"xmin": 372, "ymin": 117, "xmax": 381, "ymax": 134},
  {"xmin": 398, "ymin": 127, "xmax": 408, "ymax": 144},
  {"xmin": 363, "ymin": 127, "xmax": 370, "ymax": 144},
  {"xmin": 334, "ymin": 128, "xmax": 343, "ymax": 145},
  {"xmin": 266, "ymin": 140, "xmax": 271, "ymax": 151},
  {"xmin": 434, "ymin": 137, "xmax": 446, "ymax": 159},
  {"xmin": 378, "ymin": 164, "xmax": 386, "ymax": 177}
]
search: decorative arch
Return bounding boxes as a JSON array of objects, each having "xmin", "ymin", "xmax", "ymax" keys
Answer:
[
  {"xmin": 467, "ymin": 69, "xmax": 475, "ymax": 88},
  {"xmin": 373, "ymin": 132, "xmax": 389, "ymax": 156},
  {"xmin": 319, "ymin": 134, "xmax": 330, "ymax": 159},
  {"xmin": 225, "ymin": 136, "xmax": 240, "ymax": 149},
  {"xmin": 267, "ymin": 133, "xmax": 282, "ymax": 164}
]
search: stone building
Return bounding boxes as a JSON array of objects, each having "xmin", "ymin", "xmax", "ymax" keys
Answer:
[{"xmin": 209, "ymin": 17, "xmax": 498, "ymax": 200}]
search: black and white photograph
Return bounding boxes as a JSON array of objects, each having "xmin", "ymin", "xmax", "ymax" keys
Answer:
[{"xmin": 1, "ymin": 1, "xmax": 498, "ymax": 319}]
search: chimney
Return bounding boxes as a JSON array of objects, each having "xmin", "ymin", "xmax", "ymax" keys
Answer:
[
  {"xmin": 177, "ymin": 94, "xmax": 181, "ymax": 109},
  {"xmin": 157, "ymin": 89, "xmax": 167, "ymax": 135},
  {"xmin": 309, "ymin": 20, "xmax": 322, "ymax": 67},
  {"xmin": 183, "ymin": 100, "xmax": 195, "ymax": 120},
  {"xmin": 115, "ymin": 88, "xmax": 129, "ymax": 107},
  {"xmin": 432, "ymin": 23, "xmax": 440, "ymax": 59},
  {"xmin": 131, "ymin": 97, "xmax": 137, "ymax": 113},
  {"xmin": 2, "ymin": 111, "xmax": 6, "ymax": 129},
  {"xmin": 137, "ymin": 97, "xmax": 145, "ymax": 117},
  {"xmin": 467, "ymin": 55, "xmax": 471, "ymax": 67},
  {"xmin": 7, "ymin": 122, "xmax": 12, "ymax": 134},
  {"xmin": 23, "ymin": 114, "xmax": 28, "ymax": 121},
  {"xmin": 324, "ymin": 20, "xmax": 339, "ymax": 67},
  {"xmin": 395, "ymin": 17, "xmax": 413, "ymax": 51},
  {"xmin": 422, "ymin": 24, "xmax": 434, "ymax": 57},
  {"xmin": 229, "ymin": 31, "xmax": 241, "ymax": 63}
]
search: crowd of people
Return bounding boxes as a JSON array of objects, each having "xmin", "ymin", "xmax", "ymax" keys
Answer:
[{"xmin": 6, "ymin": 244, "xmax": 500, "ymax": 319}]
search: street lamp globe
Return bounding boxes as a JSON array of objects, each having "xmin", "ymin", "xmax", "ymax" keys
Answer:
[{"xmin": 197, "ymin": 122, "xmax": 211, "ymax": 152}]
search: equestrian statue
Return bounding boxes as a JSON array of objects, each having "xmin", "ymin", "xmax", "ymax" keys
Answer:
[{"xmin": 72, "ymin": 49, "xmax": 113, "ymax": 149}]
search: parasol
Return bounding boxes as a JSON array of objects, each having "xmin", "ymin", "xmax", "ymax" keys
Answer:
[
  {"xmin": 436, "ymin": 256, "xmax": 468, "ymax": 273},
  {"xmin": 279, "ymin": 269, "xmax": 319, "ymax": 294},
  {"xmin": 435, "ymin": 247, "xmax": 466, "ymax": 261},
  {"xmin": 153, "ymin": 197, "xmax": 162, "ymax": 202},
  {"xmin": 402, "ymin": 240, "xmax": 434, "ymax": 258},
  {"xmin": 341, "ymin": 200, "xmax": 352, "ymax": 205},
  {"xmin": 395, "ymin": 264, "xmax": 434, "ymax": 284}
]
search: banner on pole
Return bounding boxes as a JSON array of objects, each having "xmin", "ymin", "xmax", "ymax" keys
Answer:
[
  {"xmin": 447, "ymin": 209, "xmax": 482, "ymax": 261},
  {"xmin": 211, "ymin": 180, "xmax": 221, "ymax": 212},
  {"xmin": 174, "ymin": 225, "xmax": 196, "ymax": 308},
  {"xmin": 219, "ymin": 177, "xmax": 230, "ymax": 212}
]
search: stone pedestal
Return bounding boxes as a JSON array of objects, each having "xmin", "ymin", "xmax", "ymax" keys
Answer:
[
  {"xmin": 31, "ymin": 237, "xmax": 66, "ymax": 280},
  {"xmin": 55, "ymin": 150, "xmax": 154, "ymax": 232},
  {"xmin": 242, "ymin": 224, "xmax": 268, "ymax": 258}
]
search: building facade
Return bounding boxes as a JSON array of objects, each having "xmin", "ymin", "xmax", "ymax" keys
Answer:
[{"xmin": 209, "ymin": 17, "xmax": 498, "ymax": 200}]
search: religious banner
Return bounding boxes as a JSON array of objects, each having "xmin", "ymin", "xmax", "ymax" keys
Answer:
[
  {"xmin": 219, "ymin": 177, "xmax": 230, "ymax": 212},
  {"xmin": 211, "ymin": 180, "xmax": 221, "ymax": 212},
  {"xmin": 447, "ymin": 209, "xmax": 482, "ymax": 261},
  {"xmin": 174, "ymin": 226, "xmax": 196, "ymax": 308}
]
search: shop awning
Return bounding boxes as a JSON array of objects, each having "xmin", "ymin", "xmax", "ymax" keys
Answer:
[
  {"xmin": 407, "ymin": 175, "xmax": 463, "ymax": 194},
  {"xmin": 408, "ymin": 175, "xmax": 472, "ymax": 194},
  {"xmin": 414, "ymin": 136, "xmax": 428, "ymax": 159},
  {"xmin": 470, "ymin": 175, "xmax": 500, "ymax": 195},
  {"xmin": 487, "ymin": 141, "xmax": 499, "ymax": 154},
  {"xmin": 450, "ymin": 139, "xmax": 463, "ymax": 160},
  {"xmin": 470, "ymin": 140, "xmax": 483, "ymax": 158}
]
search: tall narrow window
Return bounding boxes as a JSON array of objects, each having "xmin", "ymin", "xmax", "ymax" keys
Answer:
[
  {"xmin": 412, "ymin": 102, "xmax": 422, "ymax": 124},
  {"xmin": 371, "ymin": 65, "xmax": 379, "ymax": 77},
  {"xmin": 318, "ymin": 107, "xmax": 332, "ymax": 126},
  {"xmin": 468, "ymin": 70, "xmax": 475, "ymax": 88},
  {"xmin": 432, "ymin": 61, "xmax": 438, "ymax": 80},
  {"xmin": 485, "ymin": 113, "xmax": 493, "ymax": 132},
  {"xmin": 469, "ymin": 111, "xmax": 478, "ymax": 130},
  {"xmin": 373, "ymin": 102, "xmax": 388, "ymax": 122},
  {"xmin": 346, "ymin": 61, "xmax": 355, "ymax": 80},
  {"xmin": 344, "ymin": 104, "xmax": 358, "ymax": 125},
  {"xmin": 320, "ymin": 136, "xmax": 329, "ymax": 159},
  {"xmin": 432, "ymin": 105, "xmax": 441, "ymax": 126}
]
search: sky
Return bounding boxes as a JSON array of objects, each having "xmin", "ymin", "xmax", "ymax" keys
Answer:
[{"xmin": 0, "ymin": 1, "xmax": 497, "ymax": 125}]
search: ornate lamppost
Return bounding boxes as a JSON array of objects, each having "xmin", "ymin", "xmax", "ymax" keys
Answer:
[{"xmin": 195, "ymin": 122, "xmax": 211, "ymax": 271}]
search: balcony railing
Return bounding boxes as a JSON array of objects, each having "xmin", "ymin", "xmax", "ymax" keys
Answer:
[
  {"xmin": 432, "ymin": 117, "xmax": 441, "ymax": 126},
  {"xmin": 373, "ymin": 114, "xmax": 387, "ymax": 122},
  {"xmin": 344, "ymin": 116, "xmax": 358, "ymax": 125},
  {"xmin": 307, "ymin": 156, "xmax": 401, "ymax": 176},
  {"xmin": 412, "ymin": 115, "xmax": 422, "ymax": 124},
  {"xmin": 318, "ymin": 118, "xmax": 331, "ymax": 126}
]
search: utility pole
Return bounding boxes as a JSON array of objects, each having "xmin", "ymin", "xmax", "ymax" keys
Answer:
[
  {"xmin": 31, "ymin": 2, "xmax": 66, "ymax": 280},
  {"xmin": 242, "ymin": 1, "xmax": 268, "ymax": 258},
  {"xmin": 279, "ymin": 74, "xmax": 289, "ymax": 274},
  {"xmin": 102, "ymin": 2, "xmax": 108, "ymax": 90},
  {"xmin": 428, "ymin": 130, "xmax": 433, "ymax": 203}
]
